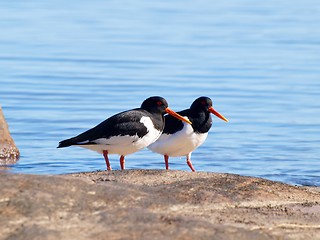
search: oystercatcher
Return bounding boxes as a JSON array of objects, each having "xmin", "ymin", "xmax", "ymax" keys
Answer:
[
  {"xmin": 57, "ymin": 96, "xmax": 192, "ymax": 170},
  {"xmin": 148, "ymin": 96, "xmax": 228, "ymax": 171}
]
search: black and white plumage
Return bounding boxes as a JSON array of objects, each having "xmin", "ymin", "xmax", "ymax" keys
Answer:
[
  {"xmin": 148, "ymin": 96, "xmax": 228, "ymax": 172},
  {"xmin": 57, "ymin": 96, "xmax": 192, "ymax": 170}
]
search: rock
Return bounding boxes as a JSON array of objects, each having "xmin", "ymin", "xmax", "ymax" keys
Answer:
[
  {"xmin": 0, "ymin": 170, "xmax": 319, "ymax": 240},
  {"xmin": 0, "ymin": 106, "xmax": 20, "ymax": 164}
]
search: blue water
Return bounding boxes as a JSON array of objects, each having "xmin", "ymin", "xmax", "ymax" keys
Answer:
[{"xmin": 1, "ymin": 0, "xmax": 320, "ymax": 186}]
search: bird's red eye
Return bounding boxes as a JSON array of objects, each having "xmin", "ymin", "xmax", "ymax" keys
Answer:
[
  {"xmin": 157, "ymin": 101, "xmax": 163, "ymax": 106},
  {"xmin": 201, "ymin": 100, "xmax": 206, "ymax": 105}
]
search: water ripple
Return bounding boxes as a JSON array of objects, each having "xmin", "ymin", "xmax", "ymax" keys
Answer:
[{"xmin": 1, "ymin": 0, "xmax": 320, "ymax": 186}]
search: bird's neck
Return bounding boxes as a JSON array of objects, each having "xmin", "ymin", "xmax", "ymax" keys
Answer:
[
  {"xmin": 151, "ymin": 113, "xmax": 165, "ymax": 132},
  {"xmin": 190, "ymin": 111, "xmax": 212, "ymax": 133}
]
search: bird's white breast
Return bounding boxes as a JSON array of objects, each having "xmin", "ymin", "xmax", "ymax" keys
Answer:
[
  {"xmin": 148, "ymin": 120, "xmax": 208, "ymax": 157},
  {"xmin": 80, "ymin": 116, "xmax": 162, "ymax": 156}
]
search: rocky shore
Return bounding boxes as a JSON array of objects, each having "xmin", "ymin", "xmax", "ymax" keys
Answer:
[
  {"xmin": 0, "ymin": 106, "xmax": 19, "ymax": 164},
  {"xmin": 1, "ymin": 170, "xmax": 319, "ymax": 240}
]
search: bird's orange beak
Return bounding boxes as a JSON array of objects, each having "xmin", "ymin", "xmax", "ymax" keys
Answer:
[
  {"xmin": 166, "ymin": 108, "xmax": 192, "ymax": 125},
  {"xmin": 209, "ymin": 106, "xmax": 229, "ymax": 122}
]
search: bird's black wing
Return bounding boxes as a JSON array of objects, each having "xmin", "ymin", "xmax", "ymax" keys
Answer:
[{"xmin": 58, "ymin": 109, "xmax": 149, "ymax": 148}]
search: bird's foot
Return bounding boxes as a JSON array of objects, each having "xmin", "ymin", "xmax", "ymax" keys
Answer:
[{"xmin": 187, "ymin": 159, "xmax": 196, "ymax": 172}]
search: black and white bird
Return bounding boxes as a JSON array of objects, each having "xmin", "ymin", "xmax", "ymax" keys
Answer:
[
  {"xmin": 148, "ymin": 96, "xmax": 228, "ymax": 172},
  {"xmin": 57, "ymin": 96, "xmax": 192, "ymax": 170}
]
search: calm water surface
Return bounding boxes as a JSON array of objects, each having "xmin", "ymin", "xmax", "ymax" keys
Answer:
[{"xmin": 1, "ymin": 1, "xmax": 320, "ymax": 186}]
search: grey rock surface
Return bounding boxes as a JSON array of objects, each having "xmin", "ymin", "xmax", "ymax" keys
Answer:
[
  {"xmin": 0, "ymin": 106, "xmax": 19, "ymax": 164},
  {"xmin": 0, "ymin": 170, "xmax": 319, "ymax": 240}
]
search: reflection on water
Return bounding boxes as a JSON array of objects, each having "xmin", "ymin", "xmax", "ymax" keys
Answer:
[
  {"xmin": 0, "ymin": 0, "xmax": 320, "ymax": 186},
  {"xmin": 0, "ymin": 166, "xmax": 12, "ymax": 171}
]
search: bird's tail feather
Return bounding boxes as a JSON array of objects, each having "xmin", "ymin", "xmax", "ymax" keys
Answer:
[{"xmin": 57, "ymin": 138, "xmax": 77, "ymax": 148}]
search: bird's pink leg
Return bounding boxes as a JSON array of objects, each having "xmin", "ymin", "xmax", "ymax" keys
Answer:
[
  {"xmin": 120, "ymin": 155, "xmax": 125, "ymax": 170},
  {"xmin": 164, "ymin": 155, "xmax": 169, "ymax": 170},
  {"xmin": 186, "ymin": 153, "xmax": 196, "ymax": 172},
  {"xmin": 103, "ymin": 150, "xmax": 112, "ymax": 171},
  {"xmin": 163, "ymin": 155, "xmax": 169, "ymax": 170}
]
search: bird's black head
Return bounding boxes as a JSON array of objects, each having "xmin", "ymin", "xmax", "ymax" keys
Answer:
[
  {"xmin": 141, "ymin": 96, "xmax": 192, "ymax": 124},
  {"xmin": 141, "ymin": 96, "xmax": 168, "ymax": 114},
  {"xmin": 190, "ymin": 96, "xmax": 229, "ymax": 122},
  {"xmin": 190, "ymin": 96, "xmax": 213, "ymax": 112}
]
